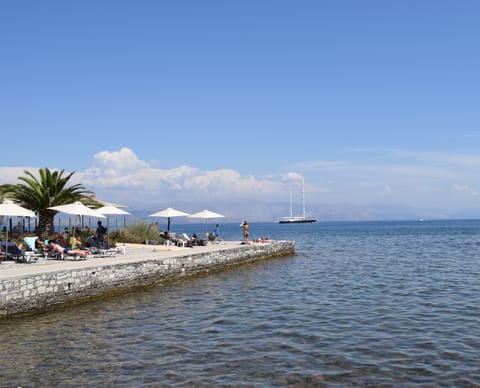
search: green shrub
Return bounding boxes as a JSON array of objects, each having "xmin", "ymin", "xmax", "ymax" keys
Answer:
[
  {"xmin": 107, "ymin": 229, "xmax": 124, "ymax": 245},
  {"xmin": 123, "ymin": 222, "xmax": 160, "ymax": 244}
]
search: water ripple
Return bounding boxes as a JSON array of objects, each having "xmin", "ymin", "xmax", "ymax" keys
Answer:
[{"xmin": 0, "ymin": 221, "xmax": 480, "ymax": 386}]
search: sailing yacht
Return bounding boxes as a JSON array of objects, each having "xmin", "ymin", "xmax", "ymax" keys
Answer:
[{"xmin": 278, "ymin": 177, "xmax": 317, "ymax": 224}]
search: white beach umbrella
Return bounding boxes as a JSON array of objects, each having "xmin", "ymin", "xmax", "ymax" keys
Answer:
[
  {"xmin": 49, "ymin": 201, "xmax": 106, "ymax": 218},
  {"xmin": 96, "ymin": 205, "xmax": 130, "ymax": 216},
  {"xmin": 0, "ymin": 199, "xmax": 36, "ymax": 251},
  {"xmin": 96, "ymin": 204, "xmax": 130, "ymax": 222},
  {"xmin": 149, "ymin": 207, "xmax": 189, "ymax": 232},
  {"xmin": 0, "ymin": 200, "xmax": 36, "ymax": 218},
  {"xmin": 93, "ymin": 200, "xmax": 129, "ymax": 229},
  {"xmin": 96, "ymin": 199, "xmax": 128, "ymax": 209},
  {"xmin": 49, "ymin": 201, "xmax": 105, "ymax": 234},
  {"xmin": 96, "ymin": 205, "xmax": 131, "ymax": 244},
  {"xmin": 187, "ymin": 209, "xmax": 225, "ymax": 235}
]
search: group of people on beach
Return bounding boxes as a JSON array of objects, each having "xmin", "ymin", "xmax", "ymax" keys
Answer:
[
  {"xmin": 0, "ymin": 220, "xmax": 109, "ymax": 260},
  {"xmin": 2, "ymin": 219, "xmax": 266, "ymax": 261},
  {"xmin": 206, "ymin": 224, "xmax": 221, "ymax": 243},
  {"xmin": 148, "ymin": 220, "xmax": 251, "ymax": 246}
]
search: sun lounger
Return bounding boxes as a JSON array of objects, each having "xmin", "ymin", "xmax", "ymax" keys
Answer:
[
  {"xmin": 0, "ymin": 241, "xmax": 28, "ymax": 262},
  {"xmin": 22, "ymin": 236, "xmax": 48, "ymax": 262},
  {"xmin": 46, "ymin": 251, "xmax": 88, "ymax": 261},
  {"xmin": 115, "ymin": 245, "xmax": 126, "ymax": 255},
  {"xmin": 98, "ymin": 248, "xmax": 118, "ymax": 257},
  {"xmin": 23, "ymin": 236, "xmax": 38, "ymax": 251},
  {"xmin": 174, "ymin": 233, "xmax": 193, "ymax": 247},
  {"xmin": 87, "ymin": 246, "xmax": 119, "ymax": 258}
]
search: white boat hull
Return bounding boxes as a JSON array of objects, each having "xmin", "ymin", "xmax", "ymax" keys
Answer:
[{"xmin": 278, "ymin": 217, "xmax": 316, "ymax": 224}]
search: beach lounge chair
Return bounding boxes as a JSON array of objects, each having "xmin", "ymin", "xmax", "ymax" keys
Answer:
[
  {"xmin": 175, "ymin": 233, "xmax": 193, "ymax": 248},
  {"xmin": 182, "ymin": 233, "xmax": 195, "ymax": 247},
  {"xmin": 175, "ymin": 233, "xmax": 186, "ymax": 247},
  {"xmin": 168, "ymin": 232, "xmax": 178, "ymax": 246},
  {"xmin": 97, "ymin": 245, "xmax": 126, "ymax": 256},
  {"xmin": 23, "ymin": 236, "xmax": 38, "ymax": 252},
  {"xmin": 168, "ymin": 233, "xmax": 189, "ymax": 247},
  {"xmin": 84, "ymin": 240, "xmax": 117, "ymax": 258},
  {"xmin": 22, "ymin": 236, "xmax": 47, "ymax": 261},
  {"xmin": 115, "ymin": 245, "xmax": 127, "ymax": 255},
  {"xmin": 54, "ymin": 248, "xmax": 90, "ymax": 261},
  {"xmin": 0, "ymin": 241, "xmax": 28, "ymax": 262}
]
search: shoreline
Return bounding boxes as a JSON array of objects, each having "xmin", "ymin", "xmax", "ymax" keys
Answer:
[{"xmin": 0, "ymin": 240, "xmax": 295, "ymax": 318}]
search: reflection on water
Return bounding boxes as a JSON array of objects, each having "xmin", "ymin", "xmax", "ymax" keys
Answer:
[{"xmin": 1, "ymin": 221, "xmax": 480, "ymax": 386}]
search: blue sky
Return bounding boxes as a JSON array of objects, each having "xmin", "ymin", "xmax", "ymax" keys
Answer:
[{"xmin": 1, "ymin": 1, "xmax": 480, "ymax": 219}]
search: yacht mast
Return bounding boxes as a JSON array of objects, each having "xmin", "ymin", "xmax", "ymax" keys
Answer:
[
  {"xmin": 278, "ymin": 175, "xmax": 316, "ymax": 223},
  {"xmin": 302, "ymin": 177, "xmax": 306, "ymax": 218},
  {"xmin": 289, "ymin": 186, "xmax": 293, "ymax": 218}
]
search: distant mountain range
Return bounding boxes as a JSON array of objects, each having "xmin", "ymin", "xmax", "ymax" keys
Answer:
[{"xmin": 123, "ymin": 199, "xmax": 480, "ymax": 223}]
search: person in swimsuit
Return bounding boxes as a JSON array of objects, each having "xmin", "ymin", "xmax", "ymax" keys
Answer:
[
  {"xmin": 241, "ymin": 220, "xmax": 249, "ymax": 244},
  {"xmin": 48, "ymin": 241, "xmax": 90, "ymax": 257}
]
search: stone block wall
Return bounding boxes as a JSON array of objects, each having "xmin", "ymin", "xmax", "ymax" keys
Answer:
[{"xmin": 0, "ymin": 241, "xmax": 294, "ymax": 318}]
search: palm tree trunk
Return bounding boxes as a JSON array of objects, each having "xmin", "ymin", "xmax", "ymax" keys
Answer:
[{"xmin": 36, "ymin": 210, "xmax": 56, "ymax": 235}]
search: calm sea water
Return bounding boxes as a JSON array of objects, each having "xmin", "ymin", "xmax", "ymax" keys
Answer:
[{"xmin": 1, "ymin": 220, "xmax": 479, "ymax": 387}]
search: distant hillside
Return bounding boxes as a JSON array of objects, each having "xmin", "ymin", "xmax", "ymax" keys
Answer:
[{"xmin": 124, "ymin": 199, "xmax": 480, "ymax": 223}]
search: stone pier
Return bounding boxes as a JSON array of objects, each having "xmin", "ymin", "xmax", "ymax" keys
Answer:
[{"xmin": 0, "ymin": 240, "xmax": 294, "ymax": 318}]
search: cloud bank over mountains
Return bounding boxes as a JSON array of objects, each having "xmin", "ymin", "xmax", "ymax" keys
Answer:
[
  {"xmin": 2, "ymin": 147, "xmax": 480, "ymax": 221},
  {"xmin": 78, "ymin": 148, "xmax": 286, "ymax": 205}
]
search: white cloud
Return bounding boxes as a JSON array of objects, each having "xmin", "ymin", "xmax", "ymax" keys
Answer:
[
  {"xmin": 283, "ymin": 172, "xmax": 303, "ymax": 181},
  {"xmin": 76, "ymin": 148, "xmax": 285, "ymax": 203},
  {"xmin": 2, "ymin": 147, "xmax": 480, "ymax": 215},
  {"xmin": 0, "ymin": 167, "xmax": 36, "ymax": 184},
  {"xmin": 0, "ymin": 149, "xmax": 284, "ymax": 206},
  {"xmin": 383, "ymin": 185, "xmax": 393, "ymax": 194},
  {"xmin": 94, "ymin": 147, "xmax": 149, "ymax": 172},
  {"xmin": 453, "ymin": 184, "xmax": 479, "ymax": 196}
]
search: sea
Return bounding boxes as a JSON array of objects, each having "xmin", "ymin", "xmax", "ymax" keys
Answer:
[{"xmin": 1, "ymin": 220, "xmax": 479, "ymax": 387}]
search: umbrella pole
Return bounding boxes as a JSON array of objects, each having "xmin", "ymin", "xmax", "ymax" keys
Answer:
[
  {"xmin": 73, "ymin": 216, "xmax": 78, "ymax": 237},
  {"xmin": 168, "ymin": 217, "xmax": 171, "ymax": 232},
  {"xmin": 4, "ymin": 216, "xmax": 8, "ymax": 252}
]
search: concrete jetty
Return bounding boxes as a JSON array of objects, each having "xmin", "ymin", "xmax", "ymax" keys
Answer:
[{"xmin": 0, "ymin": 240, "xmax": 295, "ymax": 318}]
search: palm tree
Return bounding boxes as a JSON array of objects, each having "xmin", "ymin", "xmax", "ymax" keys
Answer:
[{"xmin": 0, "ymin": 167, "xmax": 98, "ymax": 235}]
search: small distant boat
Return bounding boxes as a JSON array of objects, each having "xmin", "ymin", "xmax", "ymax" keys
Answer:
[{"xmin": 279, "ymin": 177, "xmax": 317, "ymax": 224}]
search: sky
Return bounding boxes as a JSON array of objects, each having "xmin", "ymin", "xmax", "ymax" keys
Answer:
[{"xmin": 1, "ymin": 1, "xmax": 480, "ymax": 220}]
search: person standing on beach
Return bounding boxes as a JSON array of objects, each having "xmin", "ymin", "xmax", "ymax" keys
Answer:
[
  {"xmin": 214, "ymin": 224, "xmax": 220, "ymax": 241},
  {"xmin": 241, "ymin": 220, "xmax": 249, "ymax": 244},
  {"xmin": 96, "ymin": 220, "xmax": 107, "ymax": 248}
]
